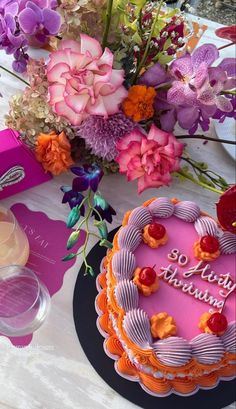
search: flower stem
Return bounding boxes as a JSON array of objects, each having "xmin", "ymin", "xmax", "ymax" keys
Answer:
[
  {"xmin": 221, "ymin": 89, "xmax": 236, "ymax": 95},
  {"xmin": 176, "ymin": 170, "xmax": 223, "ymax": 194},
  {"xmin": 132, "ymin": 0, "xmax": 164, "ymax": 83},
  {"xmin": 176, "ymin": 134, "xmax": 236, "ymax": 145},
  {"xmin": 218, "ymin": 42, "xmax": 235, "ymax": 51},
  {"xmin": 102, "ymin": 0, "xmax": 114, "ymax": 50},
  {"xmin": 138, "ymin": 7, "xmax": 144, "ymax": 34},
  {"xmin": 181, "ymin": 156, "xmax": 229, "ymax": 190},
  {"xmin": 0, "ymin": 65, "xmax": 29, "ymax": 86}
]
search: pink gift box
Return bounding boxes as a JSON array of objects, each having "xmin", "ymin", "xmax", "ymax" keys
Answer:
[{"xmin": 0, "ymin": 128, "xmax": 52, "ymax": 199}]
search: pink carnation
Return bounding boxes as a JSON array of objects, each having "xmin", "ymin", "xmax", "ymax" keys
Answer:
[
  {"xmin": 47, "ymin": 34, "xmax": 128, "ymax": 126},
  {"xmin": 116, "ymin": 125, "xmax": 184, "ymax": 194}
]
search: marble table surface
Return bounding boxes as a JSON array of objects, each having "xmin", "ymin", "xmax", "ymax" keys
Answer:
[{"xmin": 0, "ymin": 15, "xmax": 235, "ymax": 409}]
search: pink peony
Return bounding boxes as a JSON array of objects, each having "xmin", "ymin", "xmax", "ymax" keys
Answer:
[
  {"xmin": 47, "ymin": 34, "xmax": 128, "ymax": 126},
  {"xmin": 116, "ymin": 125, "xmax": 184, "ymax": 194}
]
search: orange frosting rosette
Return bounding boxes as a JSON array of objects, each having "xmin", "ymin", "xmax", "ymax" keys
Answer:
[
  {"xmin": 133, "ymin": 267, "xmax": 159, "ymax": 296},
  {"xmin": 198, "ymin": 312, "xmax": 213, "ymax": 334},
  {"xmin": 150, "ymin": 312, "xmax": 177, "ymax": 339},
  {"xmin": 194, "ymin": 240, "xmax": 220, "ymax": 261},
  {"xmin": 143, "ymin": 225, "xmax": 168, "ymax": 249}
]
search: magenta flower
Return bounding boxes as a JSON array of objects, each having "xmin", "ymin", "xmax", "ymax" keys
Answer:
[
  {"xmin": 18, "ymin": 1, "xmax": 61, "ymax": 45},
  {"xmin": 116, "ymin": 125, "xmax": 184, "ymax": 194},
  {"xmin": 168, "ymin": 44, "xmax": 235, "ymax": 113},
  {"xmin": 47, "ymin": 35, "xmax": 128, "ymax": 126}
]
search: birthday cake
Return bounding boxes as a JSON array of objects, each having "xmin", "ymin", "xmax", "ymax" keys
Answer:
[{"xmin": 95, "ymin": 197, "xmax": 236, "ymax": 397}]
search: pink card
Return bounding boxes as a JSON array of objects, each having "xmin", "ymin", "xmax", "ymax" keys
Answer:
[{"xmin": 0, "ymin": 203, "xmax": 85, "ymax": 347}]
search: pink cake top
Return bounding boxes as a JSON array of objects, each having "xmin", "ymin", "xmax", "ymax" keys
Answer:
[
  {"xmin": 112, "ymin": 198, "xmax": 236, "ymax": 368},
  {"xmin": 135, "ymin": 216, "xmax": 235, "ymax": 340}
]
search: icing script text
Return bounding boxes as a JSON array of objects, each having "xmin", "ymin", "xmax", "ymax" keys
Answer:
[{"xmin": 159, "ymin": 254, "xmax": 235, "ymax": 310}]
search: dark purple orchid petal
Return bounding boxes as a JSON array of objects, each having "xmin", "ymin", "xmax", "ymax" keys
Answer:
[
  {"xmin": 18, "ymin": 8, "xmax": 38, "ymax": 34},
  {"xmin": 188, "ymin": 122, "xmax": 198, "ymax": 135},
  {"xmin": 35, "ymin": 32, "xmax": 47, "ymax": 43},
  {"xmin": 89, "ymin": 174, "xmax": 100, "ymax": 192},
  {"xmin": 160, "ymin": 109, "xmax": 177, "ymax": 132},
  {"xmin": 139, "ymin": 63, "xmax": 169, "ymax": 87},
  {"xmin": 71, "ymin": 166, "xmax": 86, "ymax": 177},
  {"xmin": 177, "ymin": 106, "xmax": 199, "ymax": 129},
  {"xmin": 199, "ymin": 117, "xmax": 210, "ymax": 132},
  {"xmin": 72, "ymin": 176, "xmax": 90, "ymax": 192},
  {"xmin": 42, "ymin": 8, "xmax": 61, "ymax": 35},
  {"xmin": 192, "ymin": 44, "xmax": 219, "ymax": 70},
  {"xmin": 155, "ymin": 91, "xmax": 174, "ymax": 111},
  {"xmin": 218, "ymin": 58, "xmax": 236, "ymax": 78},
  {"xmin": 92, "ymin": 204, "xmax": 116, "ymax": 224}
]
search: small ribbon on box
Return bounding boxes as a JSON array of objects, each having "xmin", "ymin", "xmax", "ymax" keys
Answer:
[{"xmin": 0, "ymin": 166, "xmax": 25, "ymax": 191}]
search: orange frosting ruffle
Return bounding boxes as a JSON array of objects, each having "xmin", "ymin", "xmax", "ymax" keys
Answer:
[
  {"xmin": 143, "ymin": 225, "xmax": 168, "ymax": 248},
  {"xmin": 194, "ymin": 240, "xmax": 220, "ymax": 261},
  {"xmin": 133, "ymin": 267, "xmax": 159, "ymax": 296}
]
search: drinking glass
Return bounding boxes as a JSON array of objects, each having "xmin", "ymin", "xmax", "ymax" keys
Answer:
[
  {"xmin": 0, "ymin": 205, "xmax": 30, "ymax": 266},
  {"xmin": 0, "ymin": 265, "xmax": 50, "ymax": 336}
]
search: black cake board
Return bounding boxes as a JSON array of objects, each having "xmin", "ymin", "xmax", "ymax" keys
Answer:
[{"xmin": 73, "ymin": 227, "xmax": 236, "ymax": 409}]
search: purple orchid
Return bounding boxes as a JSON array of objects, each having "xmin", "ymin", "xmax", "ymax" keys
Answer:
[
  {"xmin": 147, "ymin": 45, "xmax": 235, "ymax": 134},
  {"xmin": 60, "ymin": 186, "xmax": 85, "ymax": 215},
  {"xmin": 213, "ymin": 96, "xmax": 236, "ymax": 123},
  {"xmin": 167, "ymin": 44, "xmax": 235, "ymax": 125},
  {"xmin": 92, "ymin": 192, "xmax": 116, "ymax": 224},
  {"xmin": 71, "ymin": 164, "xmax": 104, "ymax": 193},
  {"xmin": 0, "ymin": 1, "xmax": 25, "ymax": 54},
  {"xmin": 18, "ymin": 1, "xmax": 61, "ymax": 45},
  {"xmin": 139, "ymin": 62, "xmax": 172, "ymax": 88}
]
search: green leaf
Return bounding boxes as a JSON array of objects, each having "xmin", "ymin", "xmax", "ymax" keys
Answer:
[
  {"xmin": 62, "ymin": 253, "xmax": 77, "ymax": 261},
  {"xmin": 163, "ymin": 37, "xmax": 172, "ymax": 51},
  {"xmin": 94, "ymin": 220, "xmax": 108, "ymax": 239},
  {"xmin": 132, "ymin": 31, "xmax": 142, "ymax": 45},
  {"xmin": 99, "ymin": 239, "xmax": 113, "ymax": 249},
  {"xmin": 67, "ymin": 230, "xmax": 80, "ymax": 250},
  {"xmin": 67, "ymin": 206, "xmax": 80, "ymax": 228},
  {"xmin": 157, "ymin": 53, "xmax": 174, "ymax": 65}
]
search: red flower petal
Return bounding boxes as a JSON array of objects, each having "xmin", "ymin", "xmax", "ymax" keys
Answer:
[{"xmin": 216, "ymin": 185, "xmax": 236, "ymax": 234}]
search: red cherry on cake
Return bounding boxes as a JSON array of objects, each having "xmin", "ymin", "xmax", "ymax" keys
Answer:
[
  {"xmin": 200, "ymin": 235, "xmax": 219, "ymax": 253},
  {"xmin": 148, "ymin": 223, "xmax": 166, "ymax": 240},
  {"xmin": 207, "ymin": 312, "xmax": 228, "ymax": 334},
  {"xmin": 139, "ymin": 267, "xmax": 156, "ymax": 286}
]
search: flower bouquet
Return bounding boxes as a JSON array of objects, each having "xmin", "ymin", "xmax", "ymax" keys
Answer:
[{"xmin": 0, "ymin": 0, "xmax": 235, "ymax": 196}]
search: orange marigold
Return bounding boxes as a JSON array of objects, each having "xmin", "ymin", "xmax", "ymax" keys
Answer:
[
  {"xmin": 35, "ymin": 131, "xmax": 74, "ymax": 175},
  {"xmin": 122, "ymin": 85, "xmax": 156, "ymax": 122}
]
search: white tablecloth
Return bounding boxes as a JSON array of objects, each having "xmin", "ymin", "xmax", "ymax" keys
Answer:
[{"xmin": 0, "ymin": 16, "xmax": 235, "ymax": 409}]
